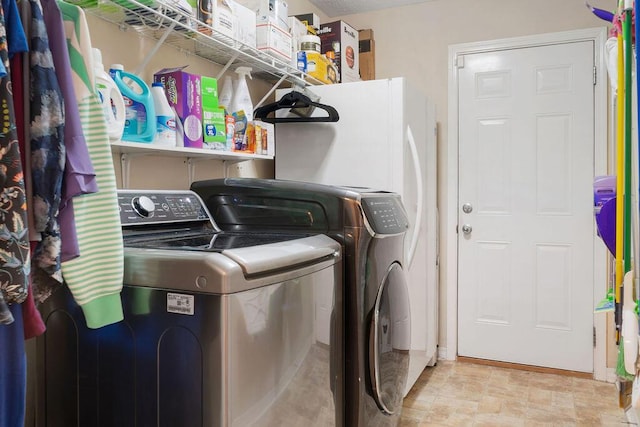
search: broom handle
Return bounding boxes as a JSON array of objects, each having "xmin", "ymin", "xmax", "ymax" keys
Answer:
[
  {"xmin": 624, "ymin": 5, "xmax": 633, "ymax": 275},
  {"xmin": 616, "ymin": 29, "xmax": 625, "ymax": 339}
]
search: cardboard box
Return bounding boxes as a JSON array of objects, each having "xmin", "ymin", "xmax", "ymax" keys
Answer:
[
  {"xmin": 359, "ymin": 29, "xmax": 373, "ymax": 41},
  {"xmin": 256, "ymin": 22, "xmax": 292, "ymax": 63},
  {"xmin": 236, "ymin": 0, "xmax": 288, "ymax": 31},
  {"xmin": 233, "ymin": 1, "xmax": 256, "ymax": 48},
  {"xmin": 359, "ymin": 29, "xmax": 375, "ymax": 81},
  {"xmin": 214, "ymin": 0, "xmax": 234, "ymax": 38},
  {"xmin": 154, "ymin": 67, "xmax": 203, "ymax": 148},
  {"xmin": 196, "ymin": 0, "xmax": 234, "ymax": 38},
  {"xmin": 201, "ymin": 76, "xmax": 227, "ymax": 150},
  {"xmin": 253, "ymin": 120, "xmax": 274, "ymax": 156},
  {"xmin": 317, "ymin": 20, "xmax": 359, "ymax": 83}
]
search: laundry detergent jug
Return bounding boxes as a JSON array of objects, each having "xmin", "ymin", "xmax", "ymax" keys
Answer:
[
  {"xmin": 110, "ymin": 64, "xmax": 156, "ymax": 143},
  {"xmin": 93, "ymin": 49, "xmax": 125, "ymax": 141}
]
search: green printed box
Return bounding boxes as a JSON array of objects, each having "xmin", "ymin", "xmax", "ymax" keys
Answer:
[{"xmin": 201, "ymin": 76, "xmax": 226, "ymax": 149}]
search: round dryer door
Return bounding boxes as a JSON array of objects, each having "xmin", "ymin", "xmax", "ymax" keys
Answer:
[{"xmin": 369, "ymin": 262, "xmax": 411, "ymax": 414}]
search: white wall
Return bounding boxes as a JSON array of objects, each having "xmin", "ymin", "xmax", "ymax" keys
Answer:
[{"xmin": 87, "ymin": 0, "xmax": 613, "ymax": 350}]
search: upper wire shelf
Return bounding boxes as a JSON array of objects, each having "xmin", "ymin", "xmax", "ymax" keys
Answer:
[{"xmin": 84, "ymin": 0, "xmax": 323, "ymax": 86}]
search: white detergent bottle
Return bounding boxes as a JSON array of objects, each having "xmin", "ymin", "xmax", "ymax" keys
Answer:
[
  {"xmin": 218, "ymin": 75, "xmax": 233, "ymax": 111},
  {"xmin": 230, "ymin": 67, "xmax": 253, "ymax": 121},
  {"xmin": 150, "ymin": 82, "xmax": 177, "ymax": 147},
  {"xmin": 93, "ymin": 48, "xmax": 125, "ymax": 141}
]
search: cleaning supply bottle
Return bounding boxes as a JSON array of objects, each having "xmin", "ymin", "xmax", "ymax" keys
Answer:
[
  {"xmin": 109, "ymin": 64, "xmax": 156, "ymax": 143},
  {"xmin": 230, "ymin": 67, "xmax": 253, "ymax": 121},
  {"xmin": 218, "ymin": 75, "xmax": 233, "ymax": 111},
  {"xmin": 150, "ymin": 82, "xmax": 177, "ymax": 147},
  {"xmin": 93, "ymin": 48, "xmax": 125, "ymax": 141}
]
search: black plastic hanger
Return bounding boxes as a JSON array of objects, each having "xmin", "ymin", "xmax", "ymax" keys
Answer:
[{"xmin": 254, "ymin": 91, "xmax": 339, "ymax": 123}]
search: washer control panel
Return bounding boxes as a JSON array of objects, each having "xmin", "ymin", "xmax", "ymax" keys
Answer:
[
  {"xmin": 361, "ymin": 195, "xmax": 409, "ymax": 235},
  {"xmin": 118, "ymin": 190, "xmax": 211, "ymax": 226}
]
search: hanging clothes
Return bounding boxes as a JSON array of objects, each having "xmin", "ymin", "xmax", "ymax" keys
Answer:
[
  {"xmin": 10, "ymin": 7, "xmax": 45, "ymax": 337},
  {"xmin": 0, "ymin": 0, "xmax": 30, "ymax": 325},
  {"xmin": 57, "ymin": 0, "xmax": 124, "ymax": 329},
  {"xmin": 29, "ymin": 0, "xmax": 66, "ymax": 290},
  {"xmin": 3, "ymin": 0, "xmax": 26, "ymax": 56},
  {"xmin": 36, "ymin": 0, "xmax": 97, "ymax": 304},
  {"xmin": 0, "ymin": 5, "xmax": 30, "ymax": 423},
  {"xmin": 0, "ymin": 303, "xmax": 26, "ymax": 427}
]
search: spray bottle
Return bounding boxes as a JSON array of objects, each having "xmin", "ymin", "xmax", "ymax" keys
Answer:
[
  {"xmin": 230, "ymin": 66, "xmax": 253, "ymax": 121},
  {"xmin": 93, "ymin": 48, "xmax": 125, "ymax": 141},
  {"xmin": 218, "ymin": 75, "xmax": 234, "ymax": 111}
]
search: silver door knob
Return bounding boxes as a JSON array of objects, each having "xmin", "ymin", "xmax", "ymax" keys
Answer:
[
  {"xmin": 462, "ymin": 203, "xmax": 473, "ymax": 214},
  {"xmin": 461, "ymin": 224, "xmax": 472, "ymax": 234}
]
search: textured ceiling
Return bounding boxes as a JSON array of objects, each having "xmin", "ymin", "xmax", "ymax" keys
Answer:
[{"xmin": 307, "ymin": 0, "xmax": 432, "ymax": 17}]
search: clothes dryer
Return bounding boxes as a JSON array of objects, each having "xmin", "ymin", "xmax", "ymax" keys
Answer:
[{"xmin": 191, "ymin": 178, "xmax": 411, "ymax": 426}]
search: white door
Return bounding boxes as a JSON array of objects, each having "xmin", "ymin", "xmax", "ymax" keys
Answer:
[{"xmin": 457, "ymin": 41, "xmax": 595, "ymax": 372}]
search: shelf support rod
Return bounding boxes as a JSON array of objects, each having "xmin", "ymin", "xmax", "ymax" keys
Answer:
[
  {"xmin": 120, "ymin": 152, "xmax": 148, "ymax": 189},
  {"xmin": 216, "ymin": 52, "xmax": 240, "ymax": 80},
  {"xmin": 134, "ymin": 21, "xmax": 177, "ymax": 76},
  {"xmin": 222, "ymin": 158, "xmax": 252, "ymax": 178},
  {"xmin": 187, "ymin": 157, "xmax": 197, "ymax": 185},
  {"xmin": 254, "ymin": 74, "xmax": 287, "ymax": 109},
  {"xmin": 121, "ymin": 153, "xmax": 132, "ymax": 189},
  {"xmin": 187, "ymin": 157, "xmax": 219, "ymax": 185}
]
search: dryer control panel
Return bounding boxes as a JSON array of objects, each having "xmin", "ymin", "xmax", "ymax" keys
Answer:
[
  {"xmin": 361, "ymin": 196, "xmax": 409, "ymax": 235},
  {"xmin": 117, "ymin": 190, "xmax": 211, "ymax": 226}
]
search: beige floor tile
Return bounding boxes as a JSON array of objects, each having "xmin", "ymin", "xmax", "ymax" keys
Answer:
[
  {"xmin": 476, "ymin": 395, "xmax": 502, "ymax": 414},
  {"xmin": 400, "ymin": 407, "xmax": 428, "ymax": 422},
  {"xmin": 527, "ymin": 388, "xmax": 552, "ymax": 405},
  {"xmin": 402, "ymin": 395, "xmax": 434, "ymax": 412},
  {"xmin": 551, "ymin": 390, "xmax": 575, "ymax": 409},
  {"xmin": 474, "ymin": 413, "xmax": 526, "ymax": 427},
  {"xmin": 403, "ymin": 361, "xmax": 628, "ymax": 426}
]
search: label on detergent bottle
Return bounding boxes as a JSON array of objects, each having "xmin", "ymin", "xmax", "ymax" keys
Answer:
[
  {"xmin": 96, "ymin": 82, "xmax": 114, "ymax": 126},
  {"xmin": 156, "ymin": 115, "xmax": 177, "ymax": 146},
  {"xmin": 123, "ymin": 97, "xmax": 148, "ymax": 137}
]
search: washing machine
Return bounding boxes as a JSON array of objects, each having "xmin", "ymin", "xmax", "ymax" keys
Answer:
[
  {"xmin": 31, "ymin": 190, "xmax": 343, "ymax": 427},
  {"xmin": 191, "ymin": 178, "xmax": 411, "ymax": 427}
]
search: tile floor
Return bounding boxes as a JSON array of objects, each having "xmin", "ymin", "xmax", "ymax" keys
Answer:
[{"xmin": 400, "ymin": 361, "xmax": 631, "ymax": 426}]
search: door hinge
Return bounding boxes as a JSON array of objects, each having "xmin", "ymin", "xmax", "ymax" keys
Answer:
[
  {"xmin": 593, "ymin": 326, "xmax": 596, "ymax": 347},
  {"xmin": 456, "ymin": 55, "xmax": 464, "ymax": 69},
  {"xmin": 593, "ymin": 66, "xmax": 597, "ymax": 86}
]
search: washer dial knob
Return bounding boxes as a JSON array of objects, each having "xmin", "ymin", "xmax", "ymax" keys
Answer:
[{"xmin": 132, "ymin": 196, "xmax": 155, "ymax": 218}]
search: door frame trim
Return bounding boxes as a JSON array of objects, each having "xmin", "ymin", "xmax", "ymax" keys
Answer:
[{"xmin": 445, "ymin": 27, "xmax": 608, "ymax": 380}]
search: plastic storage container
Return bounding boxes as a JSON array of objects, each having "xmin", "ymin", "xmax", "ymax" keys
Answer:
[
  {"xmin": 110, "ymin": 64, "xmax": 156, "ymax": 143},
  {"xmin": 93, "ymin": 48, "xmax": 126, "ymax": 141}
]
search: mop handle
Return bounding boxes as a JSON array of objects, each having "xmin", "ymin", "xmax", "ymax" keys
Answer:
[
  {"xmin": 616, "ymin": 30, "xmax": 625, "ymax": 333},
  {"xmin": 624, "ymin": 10, "xmax": 633, "ymax": 275}
]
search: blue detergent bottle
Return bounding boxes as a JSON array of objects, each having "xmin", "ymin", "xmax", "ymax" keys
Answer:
[{"xmin": 109, "ymin": 64, "xmax": 156, "ymax": 143}]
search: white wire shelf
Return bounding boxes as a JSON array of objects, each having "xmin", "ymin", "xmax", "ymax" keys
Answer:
[
  {"xmin": 111, "ymin": 140, "xmax": 273, "ymax": 160},
  {"xmin": 84, "ymin": 0, "xmax": 323, "ymax": 86}
]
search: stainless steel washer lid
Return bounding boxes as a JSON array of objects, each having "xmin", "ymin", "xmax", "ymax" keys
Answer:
[
  {"xmin": 222, "ymin": 234, "xmax": 338, "ymax": 275},
  {"xmin": 124, "ymin": 234, "xmax": 341, "ymax": 294}
]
